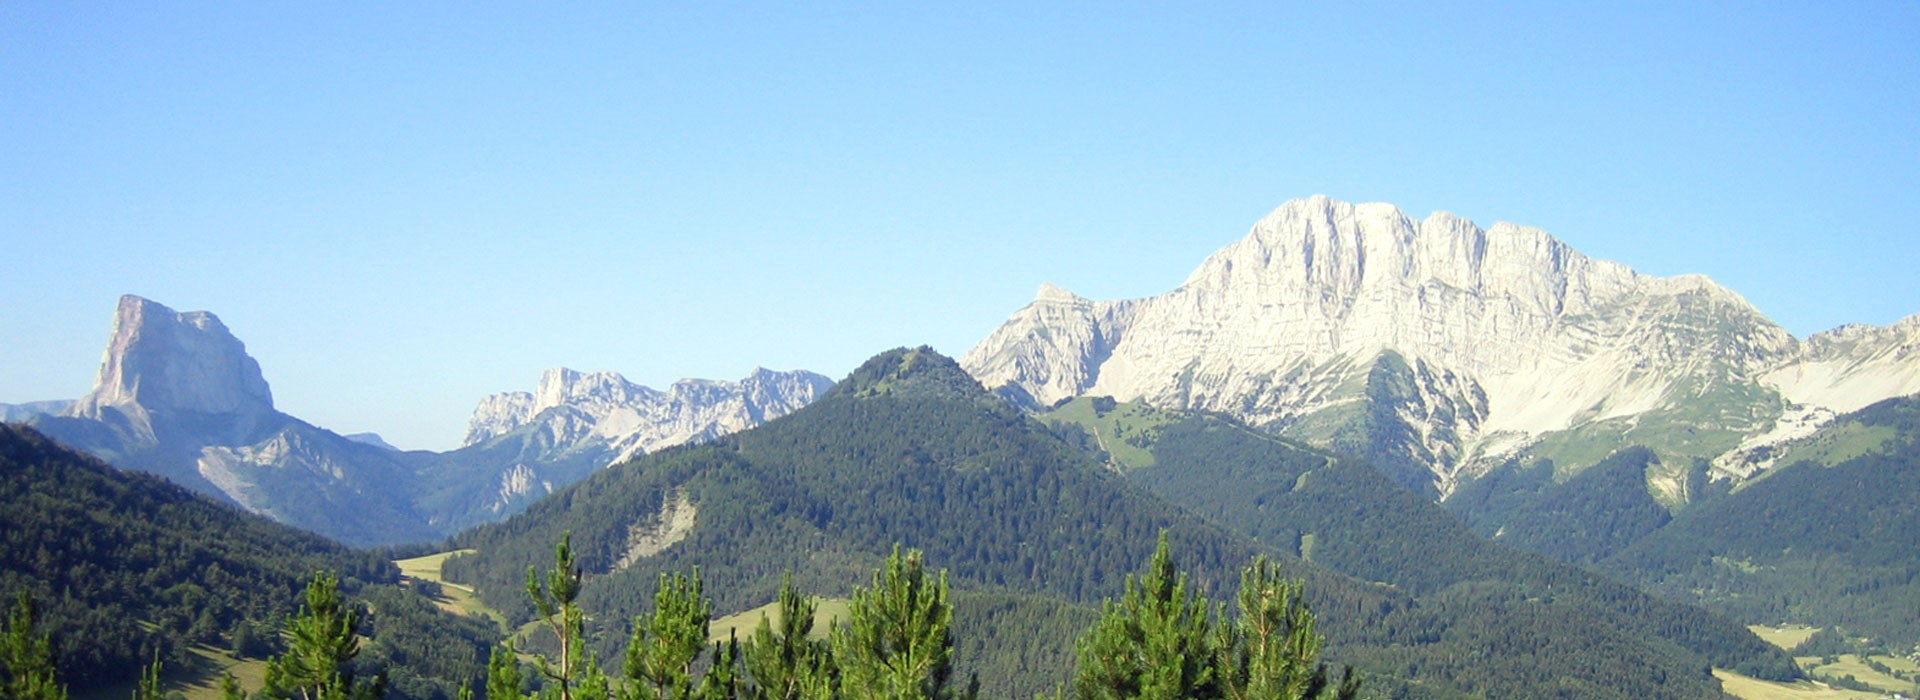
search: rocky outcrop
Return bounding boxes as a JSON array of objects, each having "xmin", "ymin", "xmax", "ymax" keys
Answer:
[
  {"xmin": 22, "ymin": 295, "xmax": 835, "ymax": 543},
  {"xmin": 67, "ymin": 295, "xmax": 275, "ymax": 424},
  {"xmin": 965, "ymin": 196, "xmax": 1916, "ymax": 496},
  {"xmin": 28, "ymin": 296, "xmax": 434, "ymax": 545},
  {"xmin": 462, "ymin": 366, "xmax": 834, "ymax": 462}
]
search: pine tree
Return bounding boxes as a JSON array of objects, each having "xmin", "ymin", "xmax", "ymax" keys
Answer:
[
  {"xmin": 487, "ymin": 644, "xmax": 527, "ymax": 700},
  {"xmin": 1065, "ymin": 535, "xmax": 1359, "ymax": 700},
  {"xmin": 263, "ymin": 572, "xmax": 385, "ymax": 700},
  {"xmin": 134, "ymin": 653, "xmax": 164, "ymax": 700},
  {"xmin": 622, "ymin": 570, "xmax": 712, "ymax": 700},
  {"xmin": 695, "ymin": 632, "xmax": 742, "ymax": 700},
  {"xmin": 220, "ymin": 673, "xmax": 247, "ymax": 700},
  {"xmin": 743, "ymin": 574, "xmax": 833, "ymax": 700},
  {"xmin": 527, "ymin": 533, "xmax": 611, "ymax": 700},
  {"xmin": 1215, "ymin": 556, "xmax": 1357, "ymax": 700},
  {"xmin": 2, "ymin": 591, "xmax": 66, "ymax": 700},
  {"xmin": 1069, "ymin": 533, "xmax": 1218, "ymax": 700},
  {"xmin": 832, "ymin": 546, "xmax": 965, "ymax": 700}
]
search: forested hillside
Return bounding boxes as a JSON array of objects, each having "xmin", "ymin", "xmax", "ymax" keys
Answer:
[
  {"xmin": 445, "ymin": 348, "xmax": 1789, "ymax": 699},
  {"xmin": 1050, "ymin": 399, "xmax": 1798, "ymax": 697},
  {"xmin": 1447, "ymin": 447, "xmax": 1678, "ymax": 566},
  {"xmin": 0, "ymin": 423, "xmax": 497, "ymax": 699},
  {"xmin": 1602, "ymin": 395, "xmax": 1920, "ymax": 650}
]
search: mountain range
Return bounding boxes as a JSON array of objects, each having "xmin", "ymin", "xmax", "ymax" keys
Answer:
[
  {"xmin": 442, "ymin": 346, "xmax": 1794, "ymax": 699},
  {"xmin": 7, "ymin": 195, "xmax": 1920, "ymax": 698},
  {"xmin": 18, "ymin": 197, "xmax": 1915, "ymax": 542},
  {"xmin": 20, "ymin": 295, "xmax": 828, "ymax": 545},
  {"xmin": 963, "ymin": 195, "xmax": 1920, "ymax": 498}
]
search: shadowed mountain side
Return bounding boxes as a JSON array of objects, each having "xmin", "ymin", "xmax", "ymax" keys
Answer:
[
  {"xmin": 0, "ymin": 423, "xmax": 498, "ymax": 698},
  {"xmin": 444, "ymin": 347, "xmax": 1790, "ymax": 699}
]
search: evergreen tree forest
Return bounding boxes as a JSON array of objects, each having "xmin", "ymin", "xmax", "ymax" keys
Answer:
[
  {"xmin": 0, "ymin": 424, "xmax": 497, "ymax": 699},
  {"xmin": 4, "ymin": 346, "xmax": 1868, "ymax": 700},
  {"xmin": 478, "ymin": 533, "xmax": 1355, "ymax": 700}
]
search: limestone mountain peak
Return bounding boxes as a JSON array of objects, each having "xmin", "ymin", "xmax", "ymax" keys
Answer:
[
  {"xmin": 67, "ymin": 294, "xmax": 274, "ymax": 421},
  {"xmin": 963, "ymin": 196, "xmax": 1908, "ymax": 496}
]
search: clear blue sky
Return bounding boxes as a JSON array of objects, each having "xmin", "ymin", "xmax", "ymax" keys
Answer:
[{"xmin": 4, "ymin": 2, "xmax": 1916, "ymax": 450}]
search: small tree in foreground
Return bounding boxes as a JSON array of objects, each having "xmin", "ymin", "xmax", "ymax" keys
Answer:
[
  {"xmin": 743, "ymin": 573, "xmax": 834, "ymax": 700},
  {"xmin": 1067, "ymin": 533, "xmax": 1357, "ymax": 700},
  {"xmin": 831, "ymin": 546, "xmax": 973, "ymax": 700},
  {"xmin": 1, "ymin": 590, "xmax": 66, "ymax": 700},
  {"xmin": 262, "ymin": 572, "xmax": 386, "ymax": 700}
]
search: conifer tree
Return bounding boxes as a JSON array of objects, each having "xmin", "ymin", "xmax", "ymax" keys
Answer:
[
  {"xmin": 220, "ymin": 673, "xmax": 247, "ymax": 700},
  {"xmin": 2, "ymin": 591, "xmax": 66, "ymax": 700},
  {"xmin": 1069, "ymin": 533, "xmax": 1218, "ymax": 700},
  {"xmin": 832, "ymin": 546, "xmax": 966, "ymax": 700},
  {"xmin": 694, "ymin": 633, "xmax": 742, "ymax": 700},
  {"xmin": 1215, "ymin": 556, "xmax": 1357, "ymax": 700},
  {"xmin": 526, "ymin": 533, "xmax": 610, "ymax": 700},
  {"xmin": 263, "ymin": 572, "xmax": 385, "ymax": 700},
  {"xmin": 1065, "ymin": 535, "xmax": 1358, "ymax": 700},
  {"xmin": 743, "ymin": 574, "xmax": 833, "ymax": 700},
  {"xmin": 134, "ymin": 653, "xmax": 164, "ymax": 700},
  {"xmin": 622, "ymin": 569, "xmax": 712, "ymax": 700},
  {"xmin": 487, "ymin": 644, "xmax": 527, "ymax": 700}
]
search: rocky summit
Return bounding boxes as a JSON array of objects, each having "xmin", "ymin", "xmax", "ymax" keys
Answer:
[
  {"xmin": 415, "ymin": 365, "xmax": 833, "ymax": 531},
  {"xmin": 23, "ymin": 295, "xmax": 835, "ymax": 544},
  {"xmin": 462, "ymin": 365, "xmax": 832, "ymax": 463},
  {"xmin": 28, "ymin": 295, "xmax": 433, "ymax": 545},
  {"xmin": 963, "ymin": 196, "xmax": 1920, "ymax": 497}
]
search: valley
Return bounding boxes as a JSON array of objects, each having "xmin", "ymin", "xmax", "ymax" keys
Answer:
[{"xmin": 4, "ymin": 197, "xmax": 1918, "ymax": 699}]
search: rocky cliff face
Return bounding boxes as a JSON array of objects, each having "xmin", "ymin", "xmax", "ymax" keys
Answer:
[
  {"xmin": 67, "ymin": 295, "xmax": 275, "ymax": 423},
  {"xmin": 29, "ymin": 296, "xmax": 433, "ymax": 545},
  {"xmin": 27, "ymin": 296, "xmax": 837, "ymax": 544},
  {"xmin": 965, "ymin": 196, "xmax": 1917, "ymax": 497},
  {"xmin": 463, "ymin": 366, "xmax": 832, "ymax": 460},
  {"xmin": 406, "ymin": 366, "xmax": 830, "ymax": 533}
]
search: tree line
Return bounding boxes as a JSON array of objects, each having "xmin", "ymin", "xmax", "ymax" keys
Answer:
[{"xmin": 3, "ymin": 532, "xmax": 1356, "ymax": 700}]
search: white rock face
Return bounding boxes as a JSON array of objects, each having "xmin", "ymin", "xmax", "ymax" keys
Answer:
[
  {"xmin": 34, "ymin": 295, "xmax": 436, "ymax": 545},
  {"xmin": 463, "ymin": 366, "xmax": 834, "ymax": 464},
  {"xmin": 67, "ymin": 295, "xmax": 275, "ymax": 423},
  {"xmin": 964, "ymin": 196, "xmax": 1919, "ymax": 492}
]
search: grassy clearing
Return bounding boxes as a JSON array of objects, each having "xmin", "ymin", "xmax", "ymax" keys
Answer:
[
  {"xmin": 395, "ymin": 549, "xmax": 508, "ymax": 629},
  {"xmin": 709, "ymin": 598, "xmax": 851, "ymax": 643},
  {"xmin": 1714, "ymin": 669, "xmax": 1882, "ymax": 700},
  {"xmin": 1794, "ymin": 654, "xmax": 1918, "ymax": 694},
  {"xmin": 73, "ymin": 644, "xmax": 268, "ymax": 700},
  {"xmin": 1751, "ymin": 624, "xmax": 1823, "ymax": 651},
  {"xmin": 395, "ymin": 548, "xmax": 477, "ymax": 586},
  {"xmin": 1041, "ymin": 397, "xmax": 1180, "ymax": 470}
]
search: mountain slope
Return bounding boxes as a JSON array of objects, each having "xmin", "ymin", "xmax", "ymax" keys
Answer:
[
  {"xmin": 21, "ymin": 295, "xmax": 830, "ymax": 545},
  {"xmin": 0, "ymin": 423, "xmax": 497, "ymax": 697},
  {"xmin": 964, "ymin": 196, "xmax": 1920, "ymax": 498},
  {"xmin": 26, "ymin": 295, "xmax": 436, "ymax": 545},
  {"xmin": 1601, "ymin": 395, "xmax": 1920, "ymax": 649},
  {"xmin": 446, "ymin": 347, "xmax": 1790, "ymax": 699},
  {"xmin": 413, "ymin": 366, "xmax": 832, "ymax": 532},
  {"xmin": 1046, "ymin": 398, "xmax": 1794, "ymax": 689}
]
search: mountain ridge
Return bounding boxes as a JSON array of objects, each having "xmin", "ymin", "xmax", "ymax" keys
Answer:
[
  {"xmin": 964, "ymin": 195, "xmax": 1920, "ymax": 496},
  {"xmin": 20, "ymin": 295, "xmax": 833, "ymax": 544}
]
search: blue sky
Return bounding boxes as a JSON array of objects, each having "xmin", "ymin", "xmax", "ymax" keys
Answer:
[{"xmin": 4, "ymin": 2, "xmax": 1916, "ymax": 450}]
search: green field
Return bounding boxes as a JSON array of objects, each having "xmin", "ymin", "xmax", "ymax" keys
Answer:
[
  {"xmin": 1751, "ymin": 624, "xmax": 1823, "ymax": 651},
  {"xmin": 73, "ymin": 644, "xmax": 268, "ymax": 700},
  {"xmin": 395, "ymin": 549, "xmax": 508, "ymax": 628},
  {"xmin": 1794, "ymin": 654, "xmax": 1919, "ymax": 695},
  {"xmin": 1715, "ymin": 669, "xmax": 1883, "ymax": 700},
  {"xmin": 1040, "ymin": 397, "xmax": 1181, "ymax": 470},
  {"xmin": 709, "ymin": 597, "xmax": 851, "ymax": 642}
]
